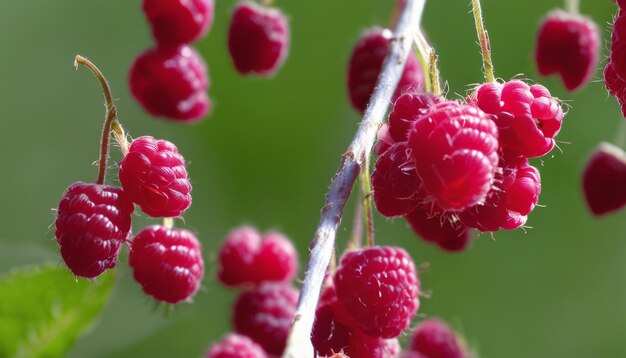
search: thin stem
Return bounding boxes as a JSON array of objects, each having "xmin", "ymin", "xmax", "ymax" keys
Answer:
[
  {"xmin": 111, "ymin": 120, "xmax": 130, "ymax": 156},
  {"xmin": 347, "ymin": 190, "xmax": 363, "ymax": 251},
  {"xmin": 281, "ymin": 0, "xmax": 426, "ymax": 356},
  {"xmin": 414, "ymin": 31, "xmax": 441, "ymax": 95},
  {"xmin": 163, "ymin": 217, "xmax": 174, "ymax": 229},
  {"xmin": 565, "ymin": 0, "xmax": 579, "ymax": 14},
  {"xmin": 471, "ymin": 0, "xmax": 496, "ymax": 83},
  {"xmin": 429, "ymin": 51, "xmax": 442, "ymax": 96},
  {"xmin": 615, "ymin": 120, "xmax": 626, "ymax": 148},
  {"xmin": 360, "ymin": 156, "xmax": 375, "ymax": 247}
]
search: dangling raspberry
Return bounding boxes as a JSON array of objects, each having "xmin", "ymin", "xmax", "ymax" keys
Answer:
[
  {"xmin": 470, "ymin": 80, "xmax": 564, "ymax": 158},
  {"xmin": 119, "ymin": 136, "xmax": 192, "ymax": 218},
  {"xmin": 388, "ymin": 92, "xmax": 444, "ymax": 143},
  {"xmin": 409, "ymin": 318, "xmax": 468, "ymax": 358},
  {"xmin": 206, "ymin": 333, "xmax": 269, "ymax": 358},
  {"xmin": 346, "ymin": 329, "xmax": 400, "ymax": 358},
  {"xmin": 217, "ymin": 226, "xmax": 298, "ymax": 286},
  {"xmin": 227, "ymin": 1, "xmax": 289, "ymax": 76},
  {"xmin": 604, "ymin": 62, "xmax": 626, "ymax": 117},
  {"xmin": 407, "ymin": 101, "xmax": 500, "ymax": 211},
  {"xmin": 233, "ymin": 283, "xmax": 298, "ymax": 355},
  {"xmin": 311, "ymin": 285, "xmax": 353, "ymax": 357},
  {"xmin": 129, "ymin": 45, "xmax": 210, "ymax": 122},
  {"xmin": 609, "ymin": 6, "xmax": 626, "ymax": 81},
  {"xmin": 535, "ymin": 10, "xmax": 599, "ymax": 91},
  {"xmin": 55, "ymin": 183, "xmax": 134, "ymax": 278},
  {"xmin": 404, "ymin": 205, "xmax": 472, "ymax": 253},
  {"xmin": 143, "ymin": 0, "xmax": 214, "ymax": 47},
  {"xmin": 333, "ymin": 246, "xmax": 420, "ymax": 338},
  {"xmin": 128, "ymin": 225, "xmax": 204, "ymax": 304},
  {"xmin": 582, "ymin": 142, "xmax": 626, "ymax": 216},
  {"xmin": 347, "ymin": 27, "xmax": 423, "ymax": 113}
]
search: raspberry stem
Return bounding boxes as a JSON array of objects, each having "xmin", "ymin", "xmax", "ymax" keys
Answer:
[
  {"xmin": 163, "ymin": 217, "xmax": 174, "ymax": 228},
  {"xmin": 348, "ymin": 190, "xmax": 363, "ymax": 250},
  {"xmin": 414, "ymin": 30, "xmax": 441, "ymax": 95},
  {"xmin": 359, "ymin": 156, "xmax": 375, "ymax": 247},
  {"xmin": 565, "ymin": 0, "xmax": 579, "ymax": 14},
  {"xmin": 281, "ymin": 0, "xmax": 425, "ymax": 356},
  {"xmin": 471, "ymin": 0, "xmax": 496, "ymax": 83}
]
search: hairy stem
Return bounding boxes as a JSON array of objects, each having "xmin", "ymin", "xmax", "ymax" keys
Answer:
[
  {"xmin": 281, "ymin": 0, "xmax": 426, "ymax": 356},
  {"xmin": 565, "ymin": 0, "xmax": 579, "ymax": 14},
  {"xmin": 471, "ymin": 0, "xmax": 496, "ymax": 83},
  {"xmin": 360, "ymin": 156, "xmax": 375, "ymax": 247}
]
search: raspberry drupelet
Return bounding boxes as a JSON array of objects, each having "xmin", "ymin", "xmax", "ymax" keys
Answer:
[
  {"xmin": 582, "ymin": 142, "xmax": 626, "ymax": 216},
  {"xmin": 206, "ymin": 333, "xmax": 268, "ymax": 358},
  {"xmin": 142, "ymin": 0, "xmax": 214, "ymax": 47},
  {"xmin": 119, "ymin": 136, "xmax": 192, "ymax": 218}
]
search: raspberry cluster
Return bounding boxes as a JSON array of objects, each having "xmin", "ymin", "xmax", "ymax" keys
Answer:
[
  {"xmin": 205, "ymin": 226, "xmax": 299, "ymax": 356},
  {"xmin": 129, "ymin": 0, "xmax": 214, "ymax": 122}
]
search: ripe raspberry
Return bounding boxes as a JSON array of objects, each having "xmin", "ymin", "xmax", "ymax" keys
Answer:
[
  {"xmin": 346, "ymin": 329, "xmax": 400, "ymax": 358},
  {"xmin": 407, "ymin": 101, "xmax": 499, "ymax": 211},
  {"xmin": 143, "ymin": 0, "xmax": 214, "ymax": 47},
  {"xmin": 217, "ymin": 226, "xmax": 298, "ymax": 286},
  {"xmin": 604, "ymin": 62, "xmax": 626, "ymax": 117},
  {"xmin": 469, "ymin": 80, "xmax": 564, "ymax": 158},
  {"xmin": 233, "ymin": 283, "xmax": 298, "ymax": 355},
  {"xmin": 460, "ymin": 154, "xmax": 541, "ymax": 232},
  {"xmin": 347, "ymin": 27, "xmax": 423, "ymax": 113},
  {"xmin": 227, "ymin": 2, "xmax": 289, "ymax": 76},
  {"xmin": 610, "ymin": 7, "xmax": 626, "ymax": 80},
  {"xmin": 118, "ymin": 136, "xmax": 192, "ymax": 218},
  {"xmin": 55, "ymin": 182, "xmax": 134, "ymax": 278},
  {"xmin": 582, "ymin": 142, "xmax": 626, "ymax": 216},
  {"xmin": 371, "ymin": 142, "xmax": 423, "ymax": 217},
  {"xmin": 388, "ymin": 92, "xmax": 444, "ymax": 143},
  {"xmin": 535, "ymin": 10, "xmax": 599, "ymax": 91},
  {"xmin": 129, "ymin": 45, "xmax": 210, "ymax": 121},
  {"xmin": 206, "ymin": 333, "xmax": 268, "ymax": 358},
  {"xmin": 404, "ymin": 205, "xmax": 471, "ymax": 253},
  {"xmin": 311, "ymin": 286, "xmax": 353, "ymax": 356},
  {"xmin": 409, "ymin": 318, "xmax": 467, "ymax": 358},
  {"xmin": 334, "ymin": 246, "xmax": 420, "ymax": 338},
  {"xmin": 128, "ymin": 225, "xmax": 204, "ymax": 304}
]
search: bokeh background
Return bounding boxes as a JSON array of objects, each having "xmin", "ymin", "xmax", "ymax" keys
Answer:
[{"xmin": 0, "ymin": 0, "xmax": 623, "ymax": 357}]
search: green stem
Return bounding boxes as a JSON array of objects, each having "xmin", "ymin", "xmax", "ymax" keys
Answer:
[
  {"xmin": 615, "ymin": 120, "xmax": 626, "ymax": 149},
  {"xmin": 163, "ymin": 217, "xmax": 174, "ymax": 228},
  {"xmin": 359, "ymin": 155, "xmax": 375, "ymax": 247},
  {"xmin": 565, "ymin": 0, "xmax": 579, "ymax": 14},
  {"xmin": 414, "ymin": 31, "xmax": 441, "ymax": 95},
  {"xmin": 471, "ymin": 0, "xmax": 496, "ymax": 83}
]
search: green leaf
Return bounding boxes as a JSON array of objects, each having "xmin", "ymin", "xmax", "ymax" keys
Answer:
[{"xmin": 0, "ymin": 264, "xmax": 115, "ymax": 358}]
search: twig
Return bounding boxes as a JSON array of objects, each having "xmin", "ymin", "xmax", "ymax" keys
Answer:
[{"xmin": 281, "ymin": 0, "xmax": 426, "ymax": 356}]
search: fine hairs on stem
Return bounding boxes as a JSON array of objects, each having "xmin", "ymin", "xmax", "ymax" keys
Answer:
[
  {"xmin": 280, "ymin": 0, "xmax": 426, "ymax": 356},
  {"xmin": 565, "ymin": 0, "xmax": 579, "ymax": 15},
  {"xmin": 471, "ymin": 0, "xmax": 496, "ymax": 83}
]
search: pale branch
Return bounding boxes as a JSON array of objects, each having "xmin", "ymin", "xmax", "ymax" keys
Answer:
[{"xmin": 281, "ymin": 0, "xmax": 426, "ymax": 356}]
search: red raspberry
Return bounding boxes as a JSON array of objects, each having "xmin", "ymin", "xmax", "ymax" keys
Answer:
[
  {"xmin": 227, "ymin": 2, "xmax": 289, "ymax": 76},
  {"xmin": 388, "ymin": 92, "xmax": 444, "ymax": 143},
  {"xmin": 374, "ymin": 123, "xmax": 395, "ymax": 156},
  {"xmin": 407, "ymin": 101, "xmax": 499, "ymax": 211},
  {"xmin": 217, "ymin": 226, "xmax": 298, "ymax": 286},
  {"xmin": 143, "ymin": 0, "xmax": 214, "ymax": 47},
  {"xmin": 206, "ymin": 333, "xmax": 268, "ymax": 358},
  {"xmin": 128, "ymin": 225, "xmax": 204, "ymax": 304},
  {"xmin": 610, "ymin": 7, "xmax": 626, "ymax": 80},
  {"xmin": 604, "ymin": 62, "xmax": 626, "ymax": 117},
  {"xmin": 129, "ymin": 45, "xmax": 210, "ymax": 122},
  {"xmin": 371, "ymin": 142, "xmax": 423, "ymax": 217},
  {"xmin": 233, "ymin": 283, "xmax": 298, "ymax": 355},
  {"xmin": 404, "ymin": 205, "xmax": 471, "ymax": 253},
  {"xmin": 119, "ymin": 136, "xmax": 192, "ymax": 218},
  {"xmin": 346, "ymin": 329, "xmax": 399, "ymax": 358},
  {"xmin": 311, "ymin": 286, "xmax": 353, "ymax": 356},
  {"xmin": 582, "ymin": 142, "xmax": 626, "ymax": 216},
  {"xmin": 55, "ymin": 182, "xmax": 134, "ymax": 278},
  {"xmin": 535, "ymin": 10, "xmax": 599, "ymax": 91},
  {"xmin": 409, "ymin": 318, "xmax": 467, "ymax": 358},
  {"xmin": 460, "ymin": 154, "xmax": 541, "ymax": 232},
  {"xmin": 347, "ymin": 27, "xmax": 423, "ymax": 113},
  {"xmin": 469, "ymin": 80, "xmax": 564, "ymax": 158},
  {"xmin": 334, "ymin": 246, "xmax": 420, "ymax": 338}
]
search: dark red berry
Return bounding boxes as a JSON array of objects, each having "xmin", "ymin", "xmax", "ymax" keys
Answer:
[
  {"xmin": 410, "ymin": 318, "xmax": 467, "ymax": 358},
  {"xmin": 404, "ymin": 205, "xmax": 472, "ymax": 253},
  {"xmin": 228, "ymin": 1, "xmax": 289, "ymax": 76},
  {"xmin": 129, "ymin": 225, "xmax": 204, "ymax": 304},
  {"xmin": 233, "ymin": 283, "xmax": 298, "ymax": 355},
  {"xmin": 55, "ymin": 182, "xmax": 134, "ymax": 278},
  {"xmin": 143, "ymin": 0, "xmax": 214, "ymax": 47},
  {"xmin": 119, "ymin": 136, "xmax": 192, "ymax": 218},
  {"xmin": 610, "ymin": 6, "xmax": 626, "ymax": 80},
  {"xmin": 311, "ymin": 286, "xmax": 353, "ymax": 357},
  {"xmin": 604, "ymin": 62, "xmax": 626, "ymax": 117},
  {"xmin": 206, "ymin": 333, "xmax": 268, "ymax": 358},
  {"xmin": 407, "ymin": 101, "xmax": 499, "ymax": 211},
  {"xmin": 346, "ymin": 329, "xmax": 399, "ymax": 358},
  {"xmin": 388, "ymin": 92, "xmax": 444, "ymax": 143},
  {"xmin": 347, "ymin": 27, "xmax": 424, "ymax": 113},
  {"xmin": 129, "ymin": 45, "xmax": 210, "ymax": 122},
  {"xmin": 582, "ymin": 142, "xmax": 626, "ymax": 216},
  {"xmin": 535, "ymin": 10, "xmax": 599, "ymax": 91},
  {"xmin": 217, "ymin": 226, "xmax": 298, "ymax": 286},
  {"xmin": 334, "ymin": 246, "xmax": 420, "ymax": 338}
]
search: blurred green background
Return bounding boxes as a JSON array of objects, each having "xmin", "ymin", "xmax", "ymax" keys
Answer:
[{"xmin": 0, "ymin": 0, "xmax": 623, "ymax": 357}]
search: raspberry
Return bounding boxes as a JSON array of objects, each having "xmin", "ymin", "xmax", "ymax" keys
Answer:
[
  {"xmin": 371, "ymin": 142, "xmax": 423, "ymax": 217},
  {"xmin": 407, "ymin": 101, "xmax": 499, "ymax": 211},
  {"xmin": 604, "ymin": 62, "xmax": 626, "ymax": 117},
  {"xmin": 409, "ymin": 318, "xmax": 467, "ymax": 358},
  {"xmin": 333, "ymin": 246, "xmax": 420, "ymax": 338},
  {"xmin": 610, "ymin": 6, "xmax": 626, "ymax": 80},
  {"xmin": 129, "ymin": 45, "xmax": 210, "ymax": 121},
  {"xmin": 55, "ymin": 182, "xmax": 134, "ymax": 278},
  {"xmin": 347, "ymin": 27, "xmax": 423, "ymax": 113},
  {"xmin": 118, "ymin": 136, "xmax": 192, "ymax": 218},
  {"xmin": 227, "ymin": 2, "xmax": 289, "ymax": 76},
  {"xmin": 217, "ymin": 226, "xmax": 298, "ymax": 286},
  {"xmin": 233, "ymin": 283, "xmax": 298, "ymax": 355},
  {"xmin": 388, "ymin": 92, "xmax": 444, "ymax": 143},
  {"xmin": 535, "ymin": 10, "xmax": 599, "ymax": 91},
  {"xmin": 460, "ymin": 154, "xmax": 541, "ymax": 232},
  {"xmin": 206, "ymin": 333, "xmax": 268, "ymax": 358},
  {"xmin": 311, "ymin": 286, "xmax": 353, "ymax": 356},
  {"xmin": 143, "ymin": 0, "xmax": 214, "ymax": 47},
  {"xmin": 404, "ymin": 205, "xmax": 471, "ymax": 253},
  {"xmin": 128, "ymin": 225, "xmax": 204, "ymax": 304},
  {"xmin": 469, "ymin": 80, "xmax": 564, "ymax": 158},
  {"xmin": 374, "ymin": 123, "xmax": 395, "ymax": 156},
  {"xmin": 582, "ymin": 142, "xmax": 626, "ymax": 216},
  {"xmin": 346, "ymin": 329, "xmax": 399, "ymax": 358}
]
